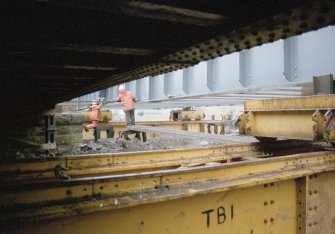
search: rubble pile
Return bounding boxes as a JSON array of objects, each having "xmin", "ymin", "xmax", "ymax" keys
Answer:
[{"xmin": 70, "ymin": 138, "xmax": 214, "ymax": 155}]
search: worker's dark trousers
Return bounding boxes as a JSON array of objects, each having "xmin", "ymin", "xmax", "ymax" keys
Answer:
[{"xmin": 125, "ymin": 109, "xmax": 135, "ymax": 125}]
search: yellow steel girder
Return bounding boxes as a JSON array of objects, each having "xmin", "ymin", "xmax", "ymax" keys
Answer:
[
  {"xmin": 4, "ymin": 171, "xmax": 335, "ymax": 234},
  {"xmin": 1, "ymin": 149, "xmax": 335, "ymax": 225},
  {"xmin": 239, "ymin": 95, "xmax": 335, "ymax": 143}
]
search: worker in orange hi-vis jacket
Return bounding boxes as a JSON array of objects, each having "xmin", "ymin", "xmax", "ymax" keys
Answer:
[
  {"xmin": 84, "ymin": 100, "xmax": 103, "ymax": 132},
  {"xmin": 117, "ymin": 85, "xmax": 136, "ymax": 126}
]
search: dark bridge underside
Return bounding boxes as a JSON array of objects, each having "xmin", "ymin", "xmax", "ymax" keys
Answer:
[{"xmin": 1, "ymin": 0, "xmax": 335, "ymax": 127}]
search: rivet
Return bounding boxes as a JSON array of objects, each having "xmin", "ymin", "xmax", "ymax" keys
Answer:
[
  {"xmin": 314, "ymin": 206, "xmax": 317, "ymax": 210},
  {"xmin": 309, "ymin": 190, "xmax": 313, "ymax": 195},
  {"xmin": 264, "ymin": 219, "xmax": 268, "ymax": 224},
  {"xmin": 270, "ymin": 217, "xmax": 274, "ymax": 222},
  {"xmin": 314, "ymin": 190, "xmax": 318, "ymax": 194},
  {"xmin": 264, "ymin": 201, "xmax": 268, "ymax": 206},
  {"xmin": 270, "ymin": 200, "xmax": 274, "ymax": 205},
  {"xmin": 309, "ymin": 223, "xmax": 313, "ymax": 227}
]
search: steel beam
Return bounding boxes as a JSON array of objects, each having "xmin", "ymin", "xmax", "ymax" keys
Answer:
[
  {"xmin": 239, "ymin": 95, "xmax": 335, "ymax": 144},
  {"xmin": 126, "ymin": 125, "xmax": 254, "ymax": 144},
  {"xmin": 1, "ymin": 148, "xmax": 335, "ymax": 232}
]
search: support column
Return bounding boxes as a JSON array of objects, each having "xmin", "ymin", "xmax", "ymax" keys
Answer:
[
  {"xmin": 283, "ymin": 37, "xmax": 297, "ymax": 82},
  {"xmin": 164, "ymin": 72, "xmax": 172, "ymax": 96},
  {"xmin": 239, "ymin": 51, "xmax": 249, "ymax": 87},
  {"xmin": 207, "ymin": 59, "xmax": 219, "ymax": 91}
]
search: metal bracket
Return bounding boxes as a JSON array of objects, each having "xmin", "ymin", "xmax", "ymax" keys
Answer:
[
  {"xmin": 324, "ymin": 110, "xmax": 335, "ymax": 131},
  {"xmin": 54, "ymin": 164, "xmax": 70, "ymax": 180},
  {"xmin": 312, "ymin": 110, "xmax": 323, "ymax": 140}
]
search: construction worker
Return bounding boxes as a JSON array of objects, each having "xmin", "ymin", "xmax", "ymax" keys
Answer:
[
  {"xmin": 117, "ymin": 85, "xmax": 136, "ymax": 125},
  {"xmin": 84, "ymin": 100, "xmax": 103, "ymax": 131}
]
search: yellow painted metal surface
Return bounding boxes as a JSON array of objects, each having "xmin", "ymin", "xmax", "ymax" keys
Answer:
[
  {"xmin": 0, "ymin": 143, "xmax": 264, "ymax": 181},
  {"xmin": 0, "ymin": 140, "xmax": 317, "ymax": 189},
  {"xmin": 1, "ymin": 149, "xmax": 335, "ymax": 225},
  {"xmin": 240, "ymin": 95, "xmax": 335, "ymax": 143},
  {"xmin": 170, "ymin": 110, "xmax": 205, "ymax": 121},
  {"xmin": 240, "ymin": 111, "xmax": 316, "ymax": 140},
  {"xmin": 244, "ymin": 95, "xmax": 335, "ymax": 111},
  {"xmin": 1, "ymin": 140, "xmax": 335, "ymax": 233},
  {"xmin": 8, "ymin": 180, "xmax": 297, "ymax": 234}
]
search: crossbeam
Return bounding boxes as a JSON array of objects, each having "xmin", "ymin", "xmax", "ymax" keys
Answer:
[{"xmin": 239, "ymin": 95, "xmax": 335, "ymax": 145}]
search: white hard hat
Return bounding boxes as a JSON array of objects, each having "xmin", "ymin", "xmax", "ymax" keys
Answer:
[{"xmin": 119, "ymin": 85, "xmax": 125, "ymax": 91}]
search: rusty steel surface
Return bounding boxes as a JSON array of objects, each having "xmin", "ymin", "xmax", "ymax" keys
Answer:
[
  {"xmin": 2, "ymin": 1, "xmax": 335, "ymax": 128},
  {"xmin": 1, "ymin": 143, "xmax": 335, "ymax": 233}
]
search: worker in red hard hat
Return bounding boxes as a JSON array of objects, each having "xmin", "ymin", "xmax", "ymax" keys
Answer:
[
  {"xmin": 117, "ymin": 85, "xmax": 136, "ymax": 125},
  {"xmin": 84, "ymin": 100, "xmax": 103, "ymax": 132}
]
